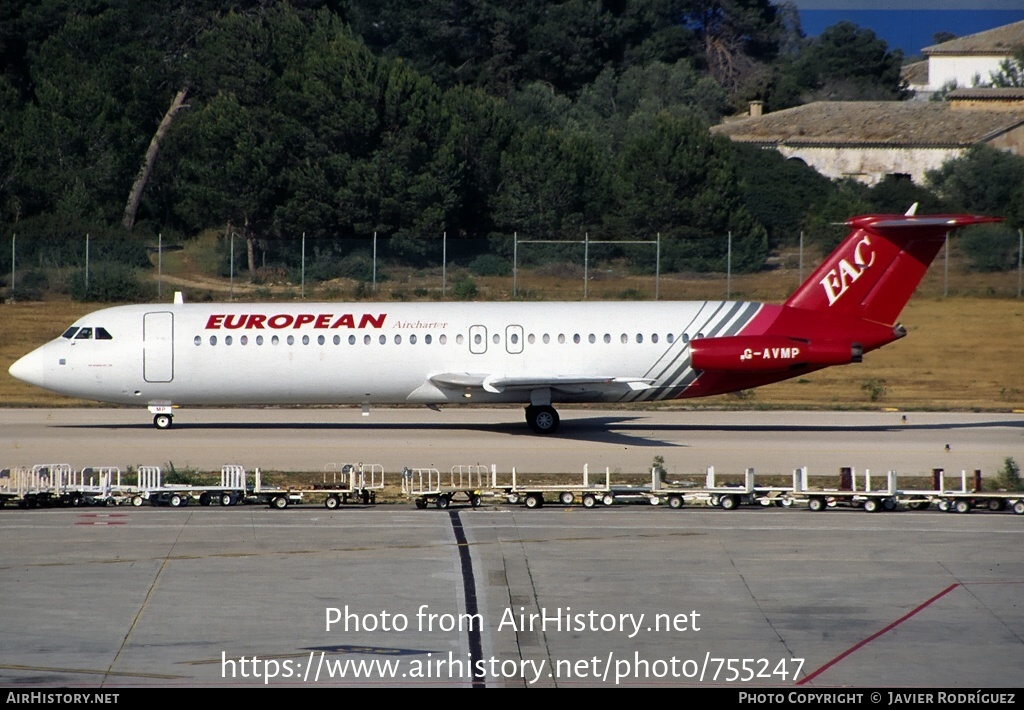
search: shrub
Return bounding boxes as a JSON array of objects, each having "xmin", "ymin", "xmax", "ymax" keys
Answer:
[
  {"xmin": 468, "ymin": 254, "xmax": 512, "ymax": 277},
  {"xmin": 69, "ymin": 262, "xmax": 152, "ymax": 302},
  {"xmin": 452, "ymin": 275, "xmax": 478, "ymax": 300}
]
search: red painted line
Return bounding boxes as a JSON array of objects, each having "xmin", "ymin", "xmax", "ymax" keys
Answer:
[
  {"xmin": 74, "ymin": 521, "xmax": 127, "ymax": 526},
  {"xmin": 797, "ymin": 583, "xmax": 960, "ymax": 685}
]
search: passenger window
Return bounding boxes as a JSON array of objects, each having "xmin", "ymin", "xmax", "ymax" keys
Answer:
[
  {"xmin": 439, "ymin": 334, "xmax": 447, "ymax": 345},
  {"xmin": 652, "ymin": 334, "xmax": 659, "ymax": 344},
  {"xmin": 257, "ymin": 335, "xmax": 264, "ymax": 345},
  {"xmin": 410, "ymin": 334, "xmax": 417, "ymax": 344},
  {"xmin": 379, "ymin": 335, "xmax": 386, "ymax": 345},
  {"xmin": 588, "ymin": 334, "xmax": 595, "ymax": 344},
  {"xmin": 194, "ymin": 335, "xmax": 201, "ymax": 346},
  {"xmin": 241, "ymin": 335, "xmax": 248, "ymax": 345},
  {"xmin": 225, "ymin": 336, "xmax": 233, "ymax": 345},
  {"xmin": 209, "ymin": 335, "xmax": 217, "ymax": 346},
  {"xmin": 287, "ymin": 335, "xmax": 295, "ymax": 345},
  {"xmin": 395, "ymin": 335, "xmax": 402, "ymax": 344},
  {"xmin": 621, "ymin": 334, "xmax": 628, "ymax": 344},
  {"xmin": 425, "ymin": 334, "xmax": 432, "ymax": 344},
  {"xmin": 364, "ymin": 335, "xmax": 371, "ymax": 345}
]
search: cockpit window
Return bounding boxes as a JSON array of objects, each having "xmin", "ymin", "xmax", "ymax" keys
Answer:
[
  {"xmin": 62, "ymin": 328, "xmax": 78, "ymax": 339},
  {"xmin": 95, "ymin": 327, "xmax": 112, "ymax": 340},
  {"xmin": 74, "ymin": 328, "xmax": 93, "ymax": 340}
]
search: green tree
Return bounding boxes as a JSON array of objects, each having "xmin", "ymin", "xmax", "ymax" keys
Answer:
[
  {"xmin": 611, "ymin": 112, "xmax": 768, "ymax": 271},
  {"xmin": 926, "ymin": 144, "xmax": 1024, "ymax": 227},
  {"xmin": 791, "ymin": 21, "xmax": 906, "ymax": 100}
]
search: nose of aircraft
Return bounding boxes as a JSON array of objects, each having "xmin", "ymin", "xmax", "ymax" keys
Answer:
[{"xmin": 9, "ymin": 350, "xmax": 45, "ymax": 388}]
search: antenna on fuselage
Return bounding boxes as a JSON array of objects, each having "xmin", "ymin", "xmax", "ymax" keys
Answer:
[{"xmin": 174, "ymin": 291, "xmax": 184, "ymax": 304}]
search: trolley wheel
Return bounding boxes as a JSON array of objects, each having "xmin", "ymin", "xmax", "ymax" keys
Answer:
[
  {"xmin": 271, "ymin": 495, "xmax": 288, "ymax": 509},
  {"xmin": 720, "ymin": 495, "xmax": 738, "ymax": 510},
  {"xmin": 954, "ymin": 499, "xmax": 971, "ymax": 514},
  {"xmin": 602, "ymin": 493, "xmax": 615, "ymax": 506},
  {"xmin": 988, "ymin": 499, "xmax": 1006, "ymax": 512},
  {"xmin": 199, "ymin": 492, "xmax": 211, "ymax": 506},
  {"xmin": 883, "ymin": 497, "xmax": 897, "ymax": 511},
  {"xmin": 937, "ymin": 499, "xmax": 950, "ymax": 512},
  {"xmin": 435, "ymin": 495, "xmax": 450, "ymax": 510},
  {"xmin": 863, "ymin": 498, "xmax": 880, "ymax": 513},
  {"xmin": 668, "ymin": 495, "xmax": 684, "ymax": 509},
  {"xmin": 470, "ymin": 494, "xmax": 482, "ymax": 508},
  {"xmin": 559, "ymin": 491, "xmax": 575, "ymax": 505},
  {"xmin": 506, "ymin": 493, "xmax": 520, "ymax": 505},
  {"xmin": 415, "ymin": 498, "xmax": 427, "ymax": 509},
  {"xmin": 524, "ymin": 493, "xmax": 543, "ymax": 509},
  {"xmin": 582, "ymin": 494, "xmax": 597, "ymax": 509},
  {"xmin": 807, "ymin": 497, "xmax": 826, "ymax": 512},
  {"xmin": 325, "ymin": 495, "xmax": 340, "ymax": 510},
  {"xmin": 131, "ymin": 495, "xmax": 143, "ymax": 507},
  {"xmin": 220, "ymin": 493, "xmax": 234, "ymax": 506},
  {"xmin": 1012, "ymin": 500, "xmax": 1024, "ymax": 515},
  {"xmin": 169, "ymin": 494, "xmax": 184, "ymax": 508}
]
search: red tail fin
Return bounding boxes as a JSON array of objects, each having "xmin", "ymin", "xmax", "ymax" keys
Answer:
[{"xmin": 784, "ymin": 214, "xmax": 1000, "ymax": 325}]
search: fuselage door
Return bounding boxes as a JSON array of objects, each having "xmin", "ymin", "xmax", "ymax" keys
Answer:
[
  {"xmin": 506, "ymin": 325, "xmax": 524, "ymax": 354},
  {"xmin": 143, "ymin": 311, "xmax": 174, "ymax": 382},
  {"xmin": 469, "ymin": 325, "xmax": 487, "ymax": 354}
]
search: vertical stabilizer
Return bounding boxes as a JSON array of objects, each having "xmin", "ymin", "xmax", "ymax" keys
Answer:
[{"xmin": 784, "ymin": 214, "xmax": 999, "ymax": 325}]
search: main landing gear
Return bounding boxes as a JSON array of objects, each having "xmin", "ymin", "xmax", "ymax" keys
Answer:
[{"xmin": 525, "ymin": 405, "xmax": 559, "ymax": 435}]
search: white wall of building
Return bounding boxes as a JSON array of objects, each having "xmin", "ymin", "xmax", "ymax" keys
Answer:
[
  {"xmin": 928, "ymin": 55, "xmax": 1009, "ymax": 91},
  {"xmin": 775, "ymin": 145, "xmax": 964, "ymax": 186}
]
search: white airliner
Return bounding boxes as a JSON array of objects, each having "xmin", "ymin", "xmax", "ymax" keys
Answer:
[{"xmin": 8, "ymin": 211, "xmax": 997, "ymax": 434}]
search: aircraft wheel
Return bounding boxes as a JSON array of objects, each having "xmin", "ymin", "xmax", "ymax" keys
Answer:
[
  {"xmin": 559, "ymin": 491, "xmax": 575, "ymax": 505},
  {"xmin": 807, "ymin": 497, "xmax": 826, "ymax": 512},
  {"xmin": 325, "ymin": 495, "xmax": 340, "ymax": 510},
  {"xmin": 525, "ymin": 405, "xmax": 560, "ymax": 435},
  {"xmin": 153, "ymin": 414, "xmax": 173, "ymax": 430},
  {"xmin": 582, "ymin": 494, "xmax": 597, "ymax": 509},
  {"xmin": 954, "ymin": 499, "xmax": 971, "ymax": 514},
  {"xmin": 524, "ymin": 494, "xmax": 543, "ymax": 509},
  {"xmin": 668, "ymin": 495, "xmax": 684, "ymax": 509}
]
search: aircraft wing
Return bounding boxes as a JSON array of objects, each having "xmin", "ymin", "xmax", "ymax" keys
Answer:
[{"xmin": 429, "ymin": 373, "xmax": 655, "ymax": 394}]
